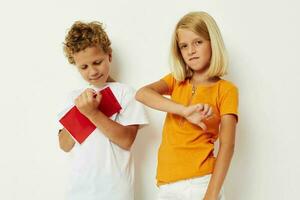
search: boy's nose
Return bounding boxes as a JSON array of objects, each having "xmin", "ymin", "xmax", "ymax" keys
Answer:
[
  {"xmin": 90, "ymin": 66, "xmax": 98, "ymax": 74},
  {"xmin": 89, "ymin": 66, "xmax": 99, "ymax": 76}
]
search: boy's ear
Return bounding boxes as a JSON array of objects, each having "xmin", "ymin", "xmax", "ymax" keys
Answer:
[{"xmin": 108, "ymin": 50, "xmax": 112, "ymax": 62}]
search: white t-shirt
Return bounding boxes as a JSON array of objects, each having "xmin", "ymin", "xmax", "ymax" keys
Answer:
[{"xmin": 58, "ymin": 82, "xmax": 148, "ymax": 200}]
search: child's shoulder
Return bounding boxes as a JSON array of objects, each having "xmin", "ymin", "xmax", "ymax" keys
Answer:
[
  {"xmin": 107, "ymin": 82, "xmax": 136, "ymax": 94},
  {"xmin": 106, "ymin": 82, "xmax": 137, "ymax": 102},
  {"xmin": 219, "ymin": 79, "xmax": 238, "ymax": 90},
  {"xmin": 217, "ymin": 79, "xmax": 238, "ymax": 96}
]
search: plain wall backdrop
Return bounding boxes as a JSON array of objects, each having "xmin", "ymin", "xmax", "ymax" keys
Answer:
[{"xmin": 1, "ymin": 0, "xmax": 299, "ymax": 199}]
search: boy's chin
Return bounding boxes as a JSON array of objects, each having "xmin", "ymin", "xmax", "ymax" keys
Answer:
[{"xmin": 88, "ymin": 79, "xmax": 108, "ymax": 88}]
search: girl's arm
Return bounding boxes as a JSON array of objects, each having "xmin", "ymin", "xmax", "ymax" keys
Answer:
[
  {"xmin": 204, "ymin": 114, "xmax": 237, "ymax": 200},
  {"xmin": 136, "ymin": 80, "xmax": 186, "ymax": 115},
  {"xmin": 135, "ymin": 80, "xmax": 211, "ymax": 128},
  {"xmin": 58, "ymin": 128, "xmax": 75, "ymax": 152}
]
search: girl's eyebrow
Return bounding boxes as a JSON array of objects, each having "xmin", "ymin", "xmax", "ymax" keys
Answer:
[
  {"xmin": 178, "ymin": 37, "xmax": 203, "ymax": 45},
  {"xmin": 178, "ymin": 42, "xmax": 187, "ymax": 46}
]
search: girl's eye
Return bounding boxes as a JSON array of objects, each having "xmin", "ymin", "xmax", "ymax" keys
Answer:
[
  {"xmin": 180, "ymin": 45, "xmax": 187, "ymax": 49},
  {"xmin": 196, "ymin": 40, "xmax": 203, "ymax": 45},
  {"xmin": 198, "ymin": 40, "xmax": 204, "ymax": 45},
  {"xmin": 81, "ymin": 65, "xmax": 88, "ymax": 70}
]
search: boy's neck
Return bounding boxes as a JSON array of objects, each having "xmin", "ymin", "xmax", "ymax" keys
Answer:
[{"xmin": 90, "ymin": 82, "xmax": 108, "ymax": 90}]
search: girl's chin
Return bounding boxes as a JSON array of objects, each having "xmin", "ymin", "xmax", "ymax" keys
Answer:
[{"xmin": 189, "ymin": 64, "xmax": 209, "ymax": 72}]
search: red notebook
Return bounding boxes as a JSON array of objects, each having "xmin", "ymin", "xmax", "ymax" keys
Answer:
[{"xmin": 59, "ymin": 87, "xmax": 122, "ymax": 144}]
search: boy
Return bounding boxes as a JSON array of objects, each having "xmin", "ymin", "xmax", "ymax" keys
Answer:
[{"xmin": 58, "ymin": 21, "xmax": 148, "ymax": 200}]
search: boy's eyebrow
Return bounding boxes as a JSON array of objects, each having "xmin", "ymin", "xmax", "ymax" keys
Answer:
[
  {"xmin": 94, "ymin": 58, "xmax": 104, "ymax": 62},
  {"xmin": 93, "ymin": 58, "xmax": 104, "ymax": 64},
  {"xmin": 78, "ymin": 58, "xmax": 104, "ymax": 66},
  {"xmin": 79, "ymin": 63, "xmax": 87, "ymax": 67}
]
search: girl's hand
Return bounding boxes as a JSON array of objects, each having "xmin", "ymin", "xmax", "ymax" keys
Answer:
[
  {"xmin": 75, "ymin": 89, "xmax": 102, "ymax": 118},
  {"xmin": 182, "ymin": 104, "xmax": 213, "ymax": 130}
]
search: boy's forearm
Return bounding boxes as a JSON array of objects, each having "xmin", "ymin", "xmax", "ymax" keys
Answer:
[
  {"xmin": 58, "ymin": 129, "xmax": 75, "ymax": 152},
  {"xmin": 136, "ymin": 87, "xmax": 185, "ymax": 116},
  {"xmin": 87, "ymin": 111, "xmax": 138, "ymax": 150}
]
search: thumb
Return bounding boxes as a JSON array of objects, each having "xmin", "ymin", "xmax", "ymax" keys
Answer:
[
  {"xmin": 198, "ymin": 122, "xmax": 207, "ymax": 131},
  {"xmin": 95, "ymin": 93, "xmax": 102, "ymax": 103},
  {"xmin": 196, "ymin": 104, "xmax": 204, "ymax": 112},
  {"xmin": 184, "ymin": 106, "xmax": 195, "ymax": 117}
]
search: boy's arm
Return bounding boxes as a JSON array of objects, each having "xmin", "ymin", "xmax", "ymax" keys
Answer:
[
  {"xmin": 75, "ymin": 88, "xmax": 138, "ymax": 150},
  {"xmin": 88, "ymin": 112, "xmax": 139, "ymax": 150},
  {"xmin": 58, "ymin": 128, "xmax": 75, "ymax": 152},
  {"xmin": 203, "ymin": 114, "xmax": 237, "ymax": 200}
]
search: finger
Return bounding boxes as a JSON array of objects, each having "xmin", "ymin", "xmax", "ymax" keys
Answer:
[
  {"xmin": 81, "ymin": 91, "xmax": 89, "ymax": 104},
  {"xmin": 198, "ymin": 122, "xmax": 207, "ymax": 131},
  {"xmin": 86, "ymin": 90, "xmax": 96, "ymax": 103},
  {"xmin": 185, "ymin": 105, "xmax": 198, "ymax": 116},
  {"xmin": 85, "ymin": 88, "xmax": 96, "ymax": 97},
  {"xmin": 202, "ymin": 104, "xmax": 210, "ymax": 115},
  {"xmin": 95, "ymin": 93, "xmax": 102, "ymax": 103},
  {"xmin": 206, "ymin": 107, "xmax": 213, "ymax": 118},
  {"xmin": 196, "ymin": 104, "xmax": 204, "ymax": 112},
  {"xmin": 85, "ymin": 88, "xmax": 95, "ymax": 94},
  {"xmin": 86, "ymin": 88, "xmax": 97, "ymax": 95}
]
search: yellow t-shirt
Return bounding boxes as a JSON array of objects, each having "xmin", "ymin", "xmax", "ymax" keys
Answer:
[{"xmin": 157, "ymin": 73, "xmax": 239, "ymax": 185}]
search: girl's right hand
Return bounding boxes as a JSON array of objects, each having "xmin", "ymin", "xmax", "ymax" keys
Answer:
[{"xmin": 182, "ymin": 104, "xmax": 213, "ymax": 130}]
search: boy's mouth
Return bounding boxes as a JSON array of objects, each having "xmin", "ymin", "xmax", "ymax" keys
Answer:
[{"xmin": 90, "ymin": 74, "xmax": 103, "ymax": 81}]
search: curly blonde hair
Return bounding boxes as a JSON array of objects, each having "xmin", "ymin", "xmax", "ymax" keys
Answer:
[{"xmin": 63, "ymin": 21, "xmax": 112, "ymax": 64}]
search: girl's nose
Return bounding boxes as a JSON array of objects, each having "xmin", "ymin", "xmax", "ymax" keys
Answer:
[{"xmin": 188, "ymin": 45, "xmax": 196, "ymax": 55}]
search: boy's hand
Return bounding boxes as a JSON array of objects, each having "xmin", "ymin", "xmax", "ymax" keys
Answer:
[
  {"xmin": 75, "ymin": 89, "xmax": 102, "ymax": 118},
  {"xmin": 182, "ymin": 104, "xmax": 213, "ymax": 130}
]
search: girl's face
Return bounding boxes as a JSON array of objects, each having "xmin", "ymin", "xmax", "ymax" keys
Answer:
[
  {"xmin": 73, "ymin": 46, "xmax": 111, "ymax": 88},
  {"xmin": 177, "ymin": 29, "xmax": 212, "ymax": 74}
]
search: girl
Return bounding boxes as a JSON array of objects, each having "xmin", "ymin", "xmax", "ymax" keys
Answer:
[{"xmin": 136, "ymin": 11, "xmax": 238, "ymax": 200}]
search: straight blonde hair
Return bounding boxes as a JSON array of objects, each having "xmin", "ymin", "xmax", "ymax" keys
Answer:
[{"xmin": 170, "ymin": 11, "xmax": 228, "ymax": 81}]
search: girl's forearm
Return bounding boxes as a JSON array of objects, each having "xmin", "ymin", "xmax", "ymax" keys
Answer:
[
  {"xmin": 204, "ymin": 144, "xmax": 234, "ymax": 199},
  {"xmin": 136, "ymin": 87, "xmax": 185, "ymax": 116}
]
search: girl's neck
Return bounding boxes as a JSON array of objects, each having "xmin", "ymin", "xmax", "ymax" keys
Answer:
[{"xmin": 190, "ymin": 74, "xmax": 220, "ymax": 86}]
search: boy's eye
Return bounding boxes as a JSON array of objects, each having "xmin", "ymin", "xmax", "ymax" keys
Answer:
[{"xmin": 94, "ymin": 60, "xmax": 102, "ymax": 65}]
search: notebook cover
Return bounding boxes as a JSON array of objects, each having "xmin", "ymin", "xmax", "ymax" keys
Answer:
[{"xmin": 59, "ymin": 87, "xmax": 122, "ymax": 144}]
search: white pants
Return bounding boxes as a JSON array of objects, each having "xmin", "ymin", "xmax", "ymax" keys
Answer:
[{"xmin": 157, "ymin": 175, "xmax": 225, "ymax": 200}]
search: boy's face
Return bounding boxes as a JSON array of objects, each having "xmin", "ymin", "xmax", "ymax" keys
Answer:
[{"xmin": 73, "ymin": 46, "xmax": 112, "ymax": 88}]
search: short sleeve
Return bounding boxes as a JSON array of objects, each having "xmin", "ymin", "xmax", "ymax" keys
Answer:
[
  {"xmin": 219, "ymin": 86, "xmax": 239, "ymax": 119},
  {"xmin": 115, "ymin": 86, "xmax": 149, "ymax": 127},
  {"xmin": 161, "ymin": 73, "xmax": 176, "ymax": 95}
]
